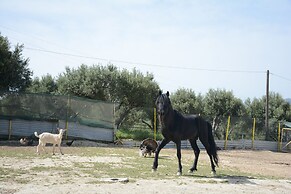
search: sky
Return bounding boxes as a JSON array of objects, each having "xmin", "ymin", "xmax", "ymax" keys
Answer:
[{"xmin": 1, "ymin": 0, "xmax": 291, "ymax": 100}]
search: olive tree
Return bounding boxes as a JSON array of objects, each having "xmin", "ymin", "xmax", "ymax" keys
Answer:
[{"xmin": 0, "ymin": 33, "xmax": 32, "ymax": 92}]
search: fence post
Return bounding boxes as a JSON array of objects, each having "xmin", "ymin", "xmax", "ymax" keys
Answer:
[
  {"xmin": 278, "ymin": 122, "xmax": 281, "ymax": 152},
  {"xmin": 154, "ymin": 108, "xmax": 157, "ymax": 141},
  {"xmin": 113, "ymin": 103, "xmax": 116, "ymax": 142},
  {"xmin": 65, "ymin": 95, "xmax": 71, "ymax": 139},
  {"xmin": 8, "ymin": 119, "xmax": 12, "ymax": 140},
  {"xmin": 252, "ymin": 118, "xmax": 256, "ymax": 149},
  {"xmin": 224, "ymin": 116, "xmax": 230, "ymax": 150}
]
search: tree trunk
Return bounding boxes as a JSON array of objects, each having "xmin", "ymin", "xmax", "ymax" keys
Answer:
[{"xmin": 115, "ymin": 108, "xmax": 131, "ymax": 129}]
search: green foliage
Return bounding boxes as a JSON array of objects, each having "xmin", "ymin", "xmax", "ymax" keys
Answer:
[
  {"xmin": 203, "ymin": 88, "xmax": 244, "ymax": 118},
  {"xmin": 170, "ymin": 88, "xmax": 203, "ymax": 115},
  {"xmin": 268, "ymin": 92, "xmax": 290, "ymax": 120},
  {"xmin": 202, "ymin": 89, "xmax": 245, "ymax": 139},
  {"xmin": 118, "ymin": 108, "xmax": 149, "ymax": 130},
  {"xmin": 114, "ymin": 68, "xmax": 159, "ymax": 128},
  {"xmin": 0, "ymin": 33, "xmax": 32, "ymax": 92},
  {"xmin": 116, "ymin": 128, "xmax": 163, "ymax": 141},
  {"xmin": 56, "ymin": 64, "xmax": 115, "ymax": 100},
  {"xmin": 244, "ymin": 92, "xmax": 291, "ymax": 140},
  {"xmin": 26, "ymin": 74, "xmax": 57, "ymax": 94}
]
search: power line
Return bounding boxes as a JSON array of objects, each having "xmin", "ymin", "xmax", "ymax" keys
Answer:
[
  {"xmin": 270, "ymin": 73, "xmax": 291, "ymax": 83},
  {"xmin": 1, "ymin": 25, "xmax": 84, "ymax": 54},
  {"xmin": 0, "ymin": 24, "xmax": 286, "ymax": 78},
  {"xmin": 2, "ymin": 25, "xmax": 266, "ymax": 74},
  {"xmin": 24, "ymin": 47, "xmax": 266, "ymax": 74},
  {"xmin": 25, "ymin": 47, "xmax": 109, "ymax": 62}
]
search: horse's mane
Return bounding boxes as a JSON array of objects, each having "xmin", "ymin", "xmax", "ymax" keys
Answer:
[
  {"xmin": 173, "ymin": 109, "xmax": 199, "ymax": 119},
  {"xmin": 173, "ymin": 109, "xmax": 183, "ymax": 118}
]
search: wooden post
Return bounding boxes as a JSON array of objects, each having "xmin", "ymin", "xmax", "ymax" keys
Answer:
[
  {"xmin": 278, "ymin": 122, "xmax": 281, "ymax": 151},
  {"xmin": 265, "ymin": 70, "xmax": 270, "ymax": 140},
  {"xmin": 154, "ymin": 108, "xmax": 157, "ymax": 141},
  {"xmin": 224, "ymin": 116, "xmax": 231, "ymax": 150},
  {"xmin": 252, "ymin": 118, "xmax": 256, "ymax": 149},
  {"xmin": 8, "ymin": 119, "xmax": 12, "ymax": 140},
  {"xmin": 65, "ymin": 95, "xmax": 71, "ymax": 139},
  {"xmin": 113, "ymin": 103, "xmax": 116, "ymax": 142}
]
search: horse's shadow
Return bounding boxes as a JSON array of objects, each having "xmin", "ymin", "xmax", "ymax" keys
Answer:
[{"xmin": 184, "ymin": 173, "xmax": 257, "ymax": 185}]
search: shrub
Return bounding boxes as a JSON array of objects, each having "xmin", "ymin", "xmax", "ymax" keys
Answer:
[{"xmin": 116, "ymin": 128, "xmax": 163, "ymax": 141}]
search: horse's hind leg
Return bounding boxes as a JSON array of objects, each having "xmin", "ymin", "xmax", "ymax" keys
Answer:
[
  {"xmin": 200, "ymin": 139, "xmax": 216, "ymax": 174},
  {"xmin": 207, "ymin": 149, "xmax": 216, "ymax": 174},
  {"xmin": 189, "ymin": 139, "xmax": 200, "ymax": 173}
]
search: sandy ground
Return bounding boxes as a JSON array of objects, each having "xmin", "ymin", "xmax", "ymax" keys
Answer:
[
  {"xmin": 2, "ymin": 177, "xmax": 290, "ymax": 194},
  {"xmin": 0, "ymin": 146, "xmax": 290, "ymax": 194}
]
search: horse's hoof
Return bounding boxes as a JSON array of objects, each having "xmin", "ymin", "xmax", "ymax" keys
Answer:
[
  {"xmin": 152, "ymin": 169, "xmax": 157, "ymax": 173},
  {"xmin": 177, "ymin": 172, "xmax": 182, "ymax": 176},
  {"xmin": 188, "ymin": 169, "xmax": 197, "ymax": 173},
  {"xmin": 211, "ymin": 171, "xmax": 216, "ymax": 176}
]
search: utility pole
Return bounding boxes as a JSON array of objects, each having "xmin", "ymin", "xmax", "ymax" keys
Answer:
[{"xmin": 265, "ymin": 70, "xmax": 270, "ymax": 140}]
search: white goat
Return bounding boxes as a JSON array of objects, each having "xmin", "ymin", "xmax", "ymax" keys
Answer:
[{"xmin": 34, "ymin": 128, "xmax": 66, "ymax": 155}]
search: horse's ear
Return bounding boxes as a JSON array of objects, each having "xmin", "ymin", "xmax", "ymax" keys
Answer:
[
  {"xmin": 166, "ymin": 91, "xmax": 170, "ymax": 97},
  {"xmin": 158, "ymin": 90, "xmax": 162, "ymax": 95}
]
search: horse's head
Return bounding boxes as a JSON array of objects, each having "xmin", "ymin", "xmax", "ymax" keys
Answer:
[{"xmin": 155, "ymin": 90, "xmax": 172, "ymax": 117}]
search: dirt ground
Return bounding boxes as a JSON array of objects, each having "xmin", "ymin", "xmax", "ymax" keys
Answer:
[{"xmin": 0, "ymin": 145, "xmax": 290, "ymax": 194}]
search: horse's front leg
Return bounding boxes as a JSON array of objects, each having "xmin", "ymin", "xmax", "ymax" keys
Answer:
[
  {"xmin": 176, "ymin": 140, "xmax": 182, "ymax": 175},
  {"xmin": 152, "ymin": 138, "xmax": 169, "ymax": 172}
]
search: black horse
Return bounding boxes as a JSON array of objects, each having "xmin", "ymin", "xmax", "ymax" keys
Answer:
[{"xmin": 152, "ymin": 91, "xmax": 218, "ymax": 175}]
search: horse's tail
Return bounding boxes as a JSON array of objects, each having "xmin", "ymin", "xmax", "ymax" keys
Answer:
[{"xmin": 207, "ymin": 122, "xmax": 219, "ymax": 167}]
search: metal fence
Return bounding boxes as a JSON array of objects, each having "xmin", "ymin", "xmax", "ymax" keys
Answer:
[{"xmin": 123, "ymin": 139, "xmax": 289, "ymax": 152}]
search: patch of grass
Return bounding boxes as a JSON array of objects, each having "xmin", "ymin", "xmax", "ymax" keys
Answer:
[
  {"xmin": 0, "ymin": 147, "xmax": 36, "ymax": 158},
  {"xmin": 14, "ymin": 178, "xmax": 30, "ymax": 184},
  {"xmin": 30, "ymin": 166, "xmax": 71, "ymax": 172},
  {"xmin": 0, "ymin": 167, "xmax": 31, "ymax": 184},
  {"xmin": 0, "ymin": 167, "xmax": 11, "ymax": 177},
  {"xmin": 116, "ymin": 128, "xmax": 163, "ymax": 141},
  {"xmin": 74, "ymin": 162, "xmax": 90, "ymax": 169}
]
